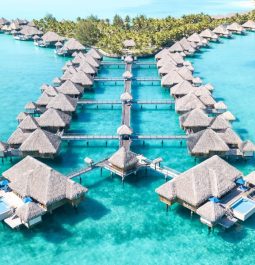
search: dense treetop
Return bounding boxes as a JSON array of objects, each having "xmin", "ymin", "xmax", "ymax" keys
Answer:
[{"xmin": 34, "ymin": 11, "xmax": 255, "ymax": 55}]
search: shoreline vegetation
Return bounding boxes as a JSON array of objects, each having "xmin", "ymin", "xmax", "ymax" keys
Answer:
[{"xmin": 33, "ymin": 10, "xmax": 255, "ymax": 56}]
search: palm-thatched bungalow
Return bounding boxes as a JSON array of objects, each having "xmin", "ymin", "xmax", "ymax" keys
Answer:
[
  {"xmin": 87, "ymin": 48, "xmax": 103, "ymax": 60},
  {"xmin": 220, "ymin": 111, "xmax": 236, "ymax": 122},
  {"xmin": 106, "ymin": 147, "xmax": 139, "ymax": 179},
  {"xmin": 226, "ymin": 22, "xmax": 245, "ymax": 34},
  {"xmin": 202, "ymin": 83, "xmax": 214, "ymax": 91},
  {"xmin": 199, "ymin": 29, "xmax": 219, "ymax": 41},
  {"xmin": 16, "ymin": 112, "xmax": 28, "ymax": 123},
  {"xmin": 70, "ymin": 71, "xmax": 94, "ymax": 88},
  {"xmin": 175, "ymin": 93, "xmax": 206, "ymax": 114},
  {"xmin": 8, "ymin": 128, "xmax": 30, "ymax": 148},
  {"xmin": 83, "ymin": 54, "xmax": 101, "ymax": 68},
  {"xmin": 170, "ymin": 80, "xmax": 195, "ymax": 98},
  {"xmin": 52, "ymin": 77, "xmax": 62, "ymax": 86},
  {"xmin": 157, "ymin": 56, "xmax": 177, "ymax": 68},
  {"xmin": 37, "ymin": 108, "xmax": 71, "ymax": 133},
  {"xmin": 156, "ymin": 155, "xmax": 243, "ymax": 228},
  {"xmin": 218, "ymin": 128, "xmax": 242, "ymax": 149},
  {"xmin": 18, "ymin": 26, "xmax": 43, "ymax": 40},
  {"xmin": 117, "ymin": 125, "xmax": 133, "ymax": 138},
  {"xmin": 161, "ymin": 70, "xmax": 184, "ymax": 87},
  {"xmin": 198, "ymin": 94, "xmax": 216, "ymax": 108},
  {"xmin": 179, "ymin": 108, "xmax": 211, "ymax": 133},
  {"xmin": 0, "ymin": 142, "xmax": 8, "ymax": 158},
  {"xmin": 187, "ymin": 33, "xmax": 208, "ymax": 47},
  {"xmin": 61, "ymin": 70, "xmax": 73, "ymax": 82},
  {"xmin": 78, "ymin": 61, "xmax": 97, "ymax": 76},
  {"xmin": 25, "ymin": 102, "xmax": 38, "ymax": 114},
  {"xmin": 179, "ymin": 37, "xmax": 196, "ymax": 55},
  {"xmin": 36, "ymin": 92, "xmax": 55, "ymax": 108},
  {"xmin": 239, "ymin": 140, "xmax": 255, "ymax": 157},
  {"xmin": 19, "ymin": 128, "xmax": 61, "ymax": 158},
  {"xmin": 213, "ymin": 25, "xmax": 231, "ymax": 37},
  {"xmin": 168, "ymin": 53, "xmax": 184, "ymax": 66},
  {"xmin": 214, "ymin": 101, "xmax": 227, "ymax": 113},
  {"xmin": 57, "ymin": 38, "xmax": 85, "ymax": 56},
  {"xmin": 0, "ymin": 18, "xmax": 10, "ymax": 26},
  {"xmin": 177, "ymin": 67, "xmax": 194, "ymax": 83},
  {"xmin": 18, "ymin": 115, "xmax": 39, "ymax": 132},
  {"xmin": 242, "ymin": 20, "xmax": 255, "ymax": 31},
  {"xmin": 124, "ymin": 55, "xmax": 134, "ymax": 64},
  {"xmin": 2, "ymin": 156, "xmax": 88, "ymax": 227},
  {"xmin": 38, "ymin": 31, "xmax": 65, "ymax": 47},
  {"xmin": 155, "ymin": 48, "xmax": 170, "ymax": 61},
  {"xmin": 187, "ymin": 128, "xmax": 229, "ymax": 157},
  {"xmin": 123, "ymin": 39, "xmax": 136, "ymax": 48},
  {"xmin": 46, "ymin": 93, "xmax": 78, "ymax": 114},
  {"xmin": 57, "ymin": 80, "xmax": 84, "ymax": 97},
  {"xmin": 158, "ymin": 62, "xmax": 177, "ymax": 76},
  {"xmin": 209, "ymin": 116, "xmax": 231, "ymax": 132},
  {"xmin": 168, "ymin": 42, "xmax": 186, "ymax": 56}
]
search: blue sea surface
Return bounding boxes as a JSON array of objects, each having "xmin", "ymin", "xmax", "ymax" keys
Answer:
[
  {"xmin": 0, "ymin": 0, "xmax": 254, "ymax": 20},
  {"xmin": 1, "ymin": 32, "xmax": 255, "ymax": 264}
]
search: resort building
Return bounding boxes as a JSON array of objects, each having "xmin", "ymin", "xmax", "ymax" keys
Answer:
[
  {"xmin": 226, "ymin": 22, "xmax": 245, "ymax": 34},
  {"xmin": 35, "ymin": 31, "xmax": 65, "ymax": 47},
  {"xmin": 1, "ymin": 156, "xmax": 87, "ymax": 228},
  {"xmin": 242, "ymin": 20, "xmax": 255, "ymax": 30},
  {"xmin": 213, "ymin": 25, "xmax": 232, "ymax": 37},
  {"xmin": 199, "ymin": 29, "xmax": 219, "ymax": 41},
  {"xmin": 56, "ymin": 38, "xmax": 85, "ymax": 56},
  {"xmin": 156, "ymin": 155, "xmax": 255, "ymax": 228}
]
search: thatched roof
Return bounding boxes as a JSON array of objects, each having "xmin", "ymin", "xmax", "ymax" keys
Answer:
[
  {"xmin": 52, "ymin": 77, "xmax": 62, "ymax": 85},
  {"xmin": 64, "ymin": 65, "xmax": 77, "ymax": 74},
  {"xmin": 242, "ymin": 20, "xmax": 255, "ymax": 29},
  {"xmin": 177, "ymin": 67, "xmax": 194, "ymax": 82},
  {"xmin": 214, "ymin": 101, "xmax": 227, "ymax": 110},
  {"xmin": 78, "ymin": 61, "xmax": 97, "ymax": 75},
  {"xmin": 42, "ymin": 31, "xmax": 65, "ymax": 43},
  {"xmin": 180, "ymin": 108, "xmax": 211, "ymax": 128},
  {"xmin": 155, "ymin": 48, "xmax": 170, "ymax": 60},
  {"xmin": 220, "ymin": 111, "xmax": 236, "ymax": 121},
  {"xmin": 171, "ymin": 80, "xmax": 195, "ymax": 97},
  {"xmin": 46, "ymin": 93, "xmax": 77, "ymax": 112},
  {"xmin": 210, "ymin": 116, "xmax": 231, "ymax": 131},
  {"xmin": 36, "ymin": 92, "xmax": 54, "ymax": 106},
  {"xmin": 38, "ymin": 108, "xmax": 71, "ymax": 128},
  {"xmin": 0, "ymin": 141, "xmax": 8, "ymax": 152},
  {"xmin": 245, "ymin": 171, "xmax": 255, "ymax": 185},
  {"xmin": 155, "ymin": 180, "xmax": 176, "ymax": 201},
  {"xmin": 123, "ymin": 39, "xmax": 136, "ymax": 47},
  {"xmin": 199, "ymin": 94, "xmax": 216, "ymax": 107},
  {"xmin": 179, "ymin": 38, "xmax": 196, "ymax": 54},
  {"xmin": 3, "ymin": 156, "xmax": 87, "ymax": 206},
  {"xmin": 44, "ymin": 86, "xmax": 58, "ymax": 97},
  {"xmin": 196, "ymin": 201, "xmax": 226, "ymax": 223},
  {"xmin": 8, "ymin": 128, "xmax": 30, "ymax": 145},
  {"xmin": 25, "ymin": 102, "xmax": 37, "ymax": 110},
  {"xmin": 20, "ymin": 128, "xmax": 61, "ymax": 155},
  {"xmin": 227, "ymin": 22, "xmax": 244, "ymax": 32},
  {"xmin": 168, "ymin": 53, "xmax": 184, "ymax": 65},
  {"xmin": 16, "ymin": 112, "xmax": 28, "ymax": 122},
  {"xmin": 120, "ymin": 92, "xmax": 133, "ymax": 101},
  {"xmin": 19, "ymin": 25, "xmax": 42, "ymax": 36},
  {"xmin": 157, "ymin": 56, "xmax": 177, "ymax": 68},
  {"xmin": 86, "ymin": 48, "xmax": 103, "ymax": 60},
  {"xmin": 117, "ymin": 125, "xmax": 133, "ymax": 135},
  {"xmin": 187, "ymin": 33, "xmax": 208, "ymax": 45},
  {"xmin": 161, "ymin": 70, "xmax": 184, "ymax": 86},
  {"xmin": 0, "ymin": 17, "xmax": 9, "ymax": 25},
  {"xmin": 18, "ymin": 115, "xmax": 39, "ymax": 131},
  {"xmin": 61, "ymin": 70, "xmax": 73, "ymax": 81},
  {"xmin": 65, "ymin": 179, "xmax": 88, "ymax": 200},
  {"xmin": 218, "ymin": 128, "xmax": 242, "ymax": 146},
  {"xmin": 193, "ymin": 86, "xmax": 211, "ymax": 97},
  {"xmin": 123, "ymin": 71, "xmax": 133, "ymax": 79},
  {"xmin": 58, "ymin": 80, "xmax": 84, "ymax": 96},
  {"xmin": 187, "ymin": 128, "xmax": 229, "ymax": 155},
  {"xmin": 108, "ymin": 147, "xmax": 138, "ymax": 170},
  {"xmin": 202, "ymin": 83, "xmax": 214, "ymax": 91},
  {"xmin": 16, "ymin": 202, "xmax": 45, "ymax": 223},
  {"xmin": 199, "ymin": 29, "xmax": 218, "ymax": 40},
  {"xmin": 175, "ymin": 93, "xmax": 206, "ymax": 113},
  {"xmin": 70, "ymin": 71, "xmax": 94, "ymax": 86},
  {"xmin": 158, "ymin": 62, "xmax": 177, "ymax": 75},
  {"xmin": 124, "ymin": 55, "xmax": 133, "ymax": 63},
  {"xmin": 63, "ymin": 38, "xmax": 85, "ymax": 51},
  {"xmin": 240, "ymin": 140, "xmax": 255, "ymax": 152},
  {"xmin": 169, "ymin": 155, "xmax": 241, "ymax": 207},
  {"xmin": 84, "ymin": 54, "xmax": 100, "ymax": 68},
  {"xmin": 213, "ymin": 25, "xmax": 231, "ymax": 36},
  {"xmin": 169, "ymin": 42, "xmax": 184, "ymax": 53}
]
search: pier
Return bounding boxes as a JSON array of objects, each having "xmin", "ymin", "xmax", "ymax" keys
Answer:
[{"xmin": 77, "ymin": 100, "xmax": 174, "ymax": 105}]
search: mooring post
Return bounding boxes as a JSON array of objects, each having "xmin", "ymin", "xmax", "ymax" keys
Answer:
[
  {"xmin": 161, "ymin": 140, "xmax": 163, "ymax": 147},
  {"xmin": 106, "ymin": 141, "xmax": 108, "ymax": 147},
  {"xmin": 87, "ymin": 141, "xmax": 89, "ymax": 146},
  {"xmin": 100, "ymin": 167, "xmax": 103, "ymax": 176},
  {"xmin": 79, "ymin": 177, "xmax": 82, "ymax": 184},
  {"xmin": 180, "ymin": 141, "xmax": 182, "ymax": 146}
]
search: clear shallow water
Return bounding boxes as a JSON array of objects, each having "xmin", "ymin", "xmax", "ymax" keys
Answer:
[
  {"xmin": 1, "ymin": 34, "xmax": 255, "ymax": 265},
  {"xmin": 1, "ymin": 0, "xmax": 254, "ymax": 20}
]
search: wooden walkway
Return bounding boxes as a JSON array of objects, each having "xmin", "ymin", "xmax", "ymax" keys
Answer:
[
  {"xmin": 94, "ymin": 77, "xmax": 160, "ymax": 82},
  {"xmin": 77, "ymin": 100, "xmax": 174, "ymax": 105}
]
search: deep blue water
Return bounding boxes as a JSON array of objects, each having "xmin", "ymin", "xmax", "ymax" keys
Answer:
[
  {"xmin": 1, "ymin": 0, "xmax": 254, "ymax": 20},
  {"xmin": 1, "ymin": 32, "xmax": 255, "ymax": 264}
]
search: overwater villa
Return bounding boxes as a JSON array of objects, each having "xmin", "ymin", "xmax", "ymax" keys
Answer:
[
  {"xmin": 15, "ymin": 25, "xmax": 43, "ymax": 41},
  {"xmin": 242, "ymin": 20, "xmax": 255, "ymax": 30},
  {"xmin": 56, "ymin": 38, "xmax": 85, "ymax": 56},
  {"xmin": 213, "ymin": 25, "xmax": 232, "ymax": 37},
  {"xmin": 226, "ymin": 22, "xmax": 245, "ymax": 34},
  {"xmin": 199, "ymin": 29, "xmax": 219, "ymax": 41},
  {"xmin": 123, "ymin": 39, "xmax": 136, "ymax": 49},
  {"xmin": 57, "ymin": 80, "xmax": 85, "ymax": 97},
  {"xmin": 156, "ymin": 155, "xmax": 255, "ymax": 229},
  {"xmin": 35, "ymin": 31, "xmax": 65, "ymax": 47},
  {"xmin": 0, "ymin": 156, "xmax": 87, "ymax": 228},
  {"xmin": 187, "ymin": 33, "xmax": 208, "ymax": 47}
]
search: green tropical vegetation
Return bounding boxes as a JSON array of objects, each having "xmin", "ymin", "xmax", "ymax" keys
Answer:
[{"xmin": 34, "ymin": 10, "xmax": 255, "ymax": 55}]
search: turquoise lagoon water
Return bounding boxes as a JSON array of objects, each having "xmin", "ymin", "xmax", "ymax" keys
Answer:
[
  {"xmin": 1, "ymin": 33, "xmax": 255, "ymax": 265},
  {"xmin": 1, "ymin": 0, "xmax": 254, "ymax": 20}
]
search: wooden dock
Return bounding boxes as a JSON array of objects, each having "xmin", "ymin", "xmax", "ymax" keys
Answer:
[
  {"xmin": 77, "ymin": 100, "xmax": 174, "ymax": 105},
  {"xmin": 94, "ymin": 77, "xmax": 160, "ymax": 82}
]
